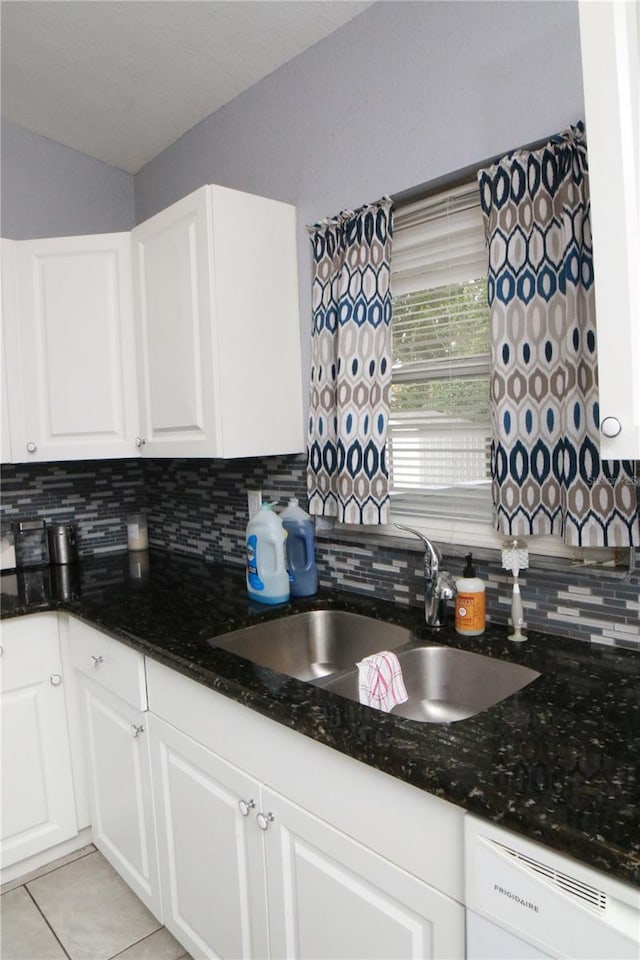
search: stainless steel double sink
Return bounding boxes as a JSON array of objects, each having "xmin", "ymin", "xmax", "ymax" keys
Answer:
[{"xmin": 208, "ymin": 609, "xmax": 540, "ymax": 724}]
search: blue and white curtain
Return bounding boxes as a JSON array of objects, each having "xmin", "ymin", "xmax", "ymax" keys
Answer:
[
  {"xmin": 307, "ymin": 199, "xmax": 393, "ymax": 524},
  {"xmin": 478, "ymin": 123, "xmax": 638, "ymax": 547}
]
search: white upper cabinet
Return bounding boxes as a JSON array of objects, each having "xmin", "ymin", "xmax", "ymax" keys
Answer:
[
  {"xmin": 1, "ymin": 240, "xmax": 17, "ymax": 463},
  {"xmin": 2, "ymin": 184, "xmax": 304, "ymax": 464},
  {"xmin": 132, "ymin": 185, "xmax": 304, "ymax": 458},
  {"xmin": 4, "ymin": 233, "xmax": 139, "ymax": 462},
  {"xmin": 131, "ymin": 189, "xmax": 215, "ymax": 458},
  {"xmin": 580, "ymin": 0, "xmax": 640, "ymax": 459}
]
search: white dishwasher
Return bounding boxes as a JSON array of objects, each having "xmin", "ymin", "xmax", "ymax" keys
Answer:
[{"xmin": 465, "ymin": 816, "xmax": 639, "ymax": 959}]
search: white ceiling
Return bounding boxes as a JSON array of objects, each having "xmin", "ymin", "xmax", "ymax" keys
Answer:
[{"xmin": 1, "ymin": 0, "xmax": 373, "ymax": 174}]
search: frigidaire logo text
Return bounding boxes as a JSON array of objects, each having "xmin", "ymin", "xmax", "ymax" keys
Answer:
[{"xmin": 494, "ymin": 884, "xmax": 539, "ymax": 912}]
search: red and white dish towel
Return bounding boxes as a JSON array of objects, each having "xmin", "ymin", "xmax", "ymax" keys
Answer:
[{"xmin": 357, "ymin": 651, "xmax": 408, "ymax": 713}]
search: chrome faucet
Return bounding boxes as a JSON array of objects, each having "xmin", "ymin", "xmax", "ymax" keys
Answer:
[{"xmin": 395, "ymin": 524, "xmax": 456, "ymax": 628}]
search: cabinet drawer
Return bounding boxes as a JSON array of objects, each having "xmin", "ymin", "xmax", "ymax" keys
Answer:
[
  {"xmin": 68, "ymin": 617, "xmax": 147, "ymax": 711},
  {"xmin": 1, "ymin": 613, "xmax": 61, "ymax": 691}
]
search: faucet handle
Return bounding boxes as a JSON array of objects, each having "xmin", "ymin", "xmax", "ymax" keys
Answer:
[
  {"xmin": 394, "ymin": 523, "xmax": 442, "ymax": 567},
  {"xmin": 436, "ymin": 570, "xmax": 457, "ymax": 600}
]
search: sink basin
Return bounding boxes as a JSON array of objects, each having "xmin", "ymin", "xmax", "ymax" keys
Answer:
[
  {"xmin": 208, "ymin": 610, "xmax": 413, "ymax": 682},
  {"xmin": 209, "ymin": 611, "xmax": 540, "ymax": 723},
  {"xmin": 319, "ymin": 646, "xmax": 540, "ymax": 722}
]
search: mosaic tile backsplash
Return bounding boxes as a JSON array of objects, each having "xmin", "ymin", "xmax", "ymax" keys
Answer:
[
  {"xmin": 1, "ymin": 460, "xmax": 145, "ymax": 555},
  {"xmin": 1, "ymin": 455, "xmax": 638, "ymax": 648},
  {"xmin": 142, "ymin": 456, "xmax": 306, "ymax": 565}
]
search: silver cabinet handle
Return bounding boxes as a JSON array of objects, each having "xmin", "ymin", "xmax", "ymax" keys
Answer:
[
  {"xmin": 238, "ymin": 798, "xmax": 256, "ymax": 817},
  {"xmin": 50, "ymin": 674, "xmax": 62, "ymax": 686},
  {"xmin": 256, "ymin": 811, "xmax": 274, "ymax": 831},
  {"xmin": 600, "ymin": 416, "xmax": 622, "ymax": 438},
  {"xmin": 130, "ymin": 724, "xmax": 144, "ymax": 738},
  {"xmin": 26, "ymin": 442, "xmax": 37, "ymax": 453},
  {"xmin": 135, "ymin": 437, "xmax": 146, "ymax": 447},
  {"xmin": 91, "ymin": 655, "xmax": 104, "ymax": 667}
]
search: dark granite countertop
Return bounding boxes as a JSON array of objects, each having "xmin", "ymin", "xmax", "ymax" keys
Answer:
[{"xmin": 2, "ymin": 549, "xmax": 639, "ymax": 889}]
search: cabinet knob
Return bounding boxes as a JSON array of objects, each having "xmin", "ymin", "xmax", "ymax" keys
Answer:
[
  {"xmin": 238, "ymin": 798, "xmax": 256, "ymax": 817},
  {"xmin": 26, "ymin": 442, "xmax": 37, "ymax": 453},
  {"xmin": 135, "ymin": 437, "xmax": 147, "ymax": 448},
  {"xmin": 600, "ymin": 417, "xmax": 622, "ymax": 438},
  {"xmin": 256, "ymin": 811, "xmax": 274, "ymax": 831},
  {"xmin": 130, "ymin": 724, "xmax": 144, "ymax": 739},
  {"xmin": 50, "ymin": 674, "xmax": 62, "ymax": 686},
  {"xmin": 91, "ymin": 655, "xmax": 104, "ymax": 667}
]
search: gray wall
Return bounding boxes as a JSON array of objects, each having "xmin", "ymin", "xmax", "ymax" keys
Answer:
[
  {"xmin": 1, "ymin": 119, "xmax": 134, "ymax": 239},
  {"xmin": 135, "ymin": 1, "xmax": 584, "ymax": 223},
  {"xmin": 1, "ymin": 3, "xmax": 584, "ymax": 251},
  {"xmin": 134, "ymin": 0, "xmax": 584, "ymax": 389}
]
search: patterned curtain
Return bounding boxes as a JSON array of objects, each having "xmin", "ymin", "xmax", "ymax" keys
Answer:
[
  {"xmin": 478, "ymin": 124, "xmax": 639, "ymax": 547},
  {"xmin": 307, "ymin": 199, "xmax": 393, "ymax": 525}
]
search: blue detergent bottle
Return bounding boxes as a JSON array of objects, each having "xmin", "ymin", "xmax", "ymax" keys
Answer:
[
  {"xmin": 246, "ymin": 504, "xmax": 290, "ymax": 604},
  {"xmin": 280, "ymin": 498, "xmax": 318, "ymax": 597}
]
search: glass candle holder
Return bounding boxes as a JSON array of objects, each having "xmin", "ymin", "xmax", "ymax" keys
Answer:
[{"xmin": 127, "ymin": 513, "xmax": 149, "ymax": 551}]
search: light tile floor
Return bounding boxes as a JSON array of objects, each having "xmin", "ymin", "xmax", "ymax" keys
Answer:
[{"xmin": 1, "ymin": 845, "xmax": 192, "ymax": 960}]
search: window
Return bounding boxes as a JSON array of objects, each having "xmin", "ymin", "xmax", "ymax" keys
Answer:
[
  {"xmin": 325, "ymin": 178, "xmax": 629, "ymax": 567},
  {"xmin": 383, "ymin": 182, "xmax": 628, "ymax": 565},
  {"xmin": 389, "ymin": 182, "xmax": 494, "ymax": 533}
]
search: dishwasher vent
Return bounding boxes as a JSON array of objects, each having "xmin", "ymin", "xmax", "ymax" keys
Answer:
[{"xmin": 493, "ymin": 839, "xmax": 608, "ymax": 912}]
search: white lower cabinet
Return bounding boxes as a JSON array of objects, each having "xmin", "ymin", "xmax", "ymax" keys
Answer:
[
  {"xmin": 264, "ymin": 786, "xmax": 463, "ymax": 960},
  {"xmin": 0, "ymin": 615, "xmax": 464, "ymax": 958},
  {"xmin": 68, "ymin": 617, "xmax": 161, "ymax": 920},
  {"xmin": 147, "ymin": 660, "xmax": 465, "ymax": 960},
  {"xmin": 0, "ymin": 613, "xmax": 78, "ymax": 870},
  {"xmin": 80, "ymin": 679, "xmax": 161, "ymax": 919},
  {"xmin": 149, "ymin": 714, "xmax": 268, "ymax": 960}
]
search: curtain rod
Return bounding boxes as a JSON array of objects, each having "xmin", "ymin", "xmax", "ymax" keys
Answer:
[{"xmin": 390, "ymin": 126, "xmax": 575, "ymax": 210}]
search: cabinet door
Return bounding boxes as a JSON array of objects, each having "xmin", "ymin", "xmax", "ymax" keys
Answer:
[
  {"xmin": 132, "ymin": 184, "xmax": 304, "ymax": 459},
  {"xmin": 80, "ymin": 677, "xmax": 161, "ymax": 920},
  {"xmin": 5, "ymin": 233, "xmax": 138, "ymax": 462},
  {"xmin": 1, "ymin": 240, "xmax": 17, "ymax": 463},
  {"xmin": 132, "ymin": 187, "xmax": 220, "ymax": 457},
  {"xmin": 1, "ymin": 318, "xmax": 12, "ymax": 465},
  {"xmin": 579, "ymin": 1, "xmax": 640, "ymax": 458},
  {"xmin": 263, "ymin": 787, "xmax": 465, "ymax": 960},
  {"xmin": 209, "ymin": 184, "xmax": 303, "ymax": 458},
  {"xmin": 0, "ymin": 614, "xmax": 78, "ymax": 868},
  {"xmin": 148, "ymin": 714, "xmax": 268, "ymax": 960}
]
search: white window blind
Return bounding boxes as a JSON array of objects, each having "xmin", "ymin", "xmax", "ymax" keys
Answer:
[{"xmin": 389, "ymin": 182, "xmax": 493, "ymax": 524}]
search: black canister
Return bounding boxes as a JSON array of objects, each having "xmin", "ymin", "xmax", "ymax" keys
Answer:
[
  {"xmin": 46, "ymin": 523, "xmax": 78, "ymax": 565},
  {"xmin": 50, "ymin": 562, "xmax": 80, "ymax": 601}
]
